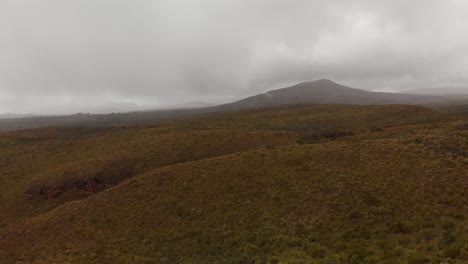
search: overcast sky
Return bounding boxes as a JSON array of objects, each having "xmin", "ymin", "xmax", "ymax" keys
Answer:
[{"xmin": 1, "ymin": 0, "xmax": 468, "ymax": 114}]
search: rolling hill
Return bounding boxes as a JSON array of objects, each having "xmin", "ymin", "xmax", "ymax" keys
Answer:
[{"xmin": 0, "ymin": 103, "xmax": 466, "ymax": 263}]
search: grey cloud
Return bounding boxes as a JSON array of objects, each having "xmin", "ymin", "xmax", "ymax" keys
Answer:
[{"xmin": 0, "ymin": 0, "xmax": 467, "ymax": 113}]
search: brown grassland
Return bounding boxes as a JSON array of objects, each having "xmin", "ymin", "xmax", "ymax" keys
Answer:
[{"xmin": 0, "ymin": 104, "xmax": 466, "ymax": 263}]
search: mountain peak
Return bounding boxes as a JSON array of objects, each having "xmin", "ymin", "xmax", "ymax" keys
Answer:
[
  {"xmin": 315, "ymin": 78, "xmax": 336, "ymax": 84},
  {"xmin": 296, "ymin": 79, "xmax": 340, "ymax": 87},
  {"xmin": 216, "ymin": 78, "xmax": 445, "ymax": 111}
]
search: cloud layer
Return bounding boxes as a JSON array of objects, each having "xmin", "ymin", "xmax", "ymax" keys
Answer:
[{"xmin": 1, "ymin": 0, "xmax": 468, "ymax": 113}]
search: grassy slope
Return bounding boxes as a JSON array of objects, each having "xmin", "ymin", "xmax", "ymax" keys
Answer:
[
  {"xmin": 0, "ymin": 105, "xmax": 437, "ymax": 227},
  {"xmin": 0, "ymin": 104, "xmax": 466, "ymax": 263},
  {"xmin": 0, "ymin": 127, "xmax": 298, "ymax": 227}
]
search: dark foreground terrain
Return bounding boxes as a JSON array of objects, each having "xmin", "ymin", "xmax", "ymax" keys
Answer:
[{"xmin": 0, "ymin": 104, "xmax": 466, "ymax": 263}]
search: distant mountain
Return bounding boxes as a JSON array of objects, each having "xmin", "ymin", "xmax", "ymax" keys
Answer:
[
  {"xmin": 0, "ymin": 79, "xmax": 464, "ymax": 131},
  {"xmin": 62, "ymin": 101, "xmax": 141, "ymax": 114},
  {"xmin": 402, "ymin": 87, "xmax": 468, "ymax": 96},
  {"xmin": 160, "ymin": 101, "xmax": 216, "ymax": 109},
  {"xmin": 214, "ymin": 79, "xmax": 445, "ymax": 111},
  {"xmin": 0, "ymin": 113, "xmax": 39, "ymax": 119}
]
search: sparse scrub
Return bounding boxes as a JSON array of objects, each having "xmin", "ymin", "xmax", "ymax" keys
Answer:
[{"xmin": 0, "ymin": 104, "xmax": 466, "ymax": 263}]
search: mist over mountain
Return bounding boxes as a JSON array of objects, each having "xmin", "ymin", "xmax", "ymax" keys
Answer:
[
  {"xmin": 159, "ymin": 101, "xmax": 216, "ymax": 110},
  {"xmin": 0, "ymin": 113, "xmax": 39, "ymax": 120},
  {"xmin": 402, "ymin": 87, "xmax": 468, "ymax": 96},
  {"xmin": 2, "ymin": 1, "xmax": 468, "ymax": 114}
]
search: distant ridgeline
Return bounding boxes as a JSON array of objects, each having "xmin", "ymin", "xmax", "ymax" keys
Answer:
[{"xmin": 0, "ymin": 79, "xmax": 466, "ymax": 131}]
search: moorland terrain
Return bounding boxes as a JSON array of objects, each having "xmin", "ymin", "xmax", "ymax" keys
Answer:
[{"xmin": 0, "ymin": 81, "xmax": 466, "ymax": 263}]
